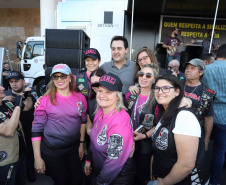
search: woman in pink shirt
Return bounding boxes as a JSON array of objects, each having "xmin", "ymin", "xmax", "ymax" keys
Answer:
[
  {"xmin": 85, "ymin": 73, "xmax": 135, "ymax": 185},
  {"xmin": 32, "ymin": 64, "xmax": 87, "ymax": 185}
]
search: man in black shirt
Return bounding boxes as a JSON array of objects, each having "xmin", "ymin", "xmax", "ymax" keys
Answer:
[
  {"xmin": 2, "ymin": 62, "xmax": 11, "ymax": 90},
  {"xmin": 4, "ymin": 71, "xmax": 39, "ymax": 183},
  {"xmin": 184, "ymin": 59, "xmax": 215, "ymax": 151}
]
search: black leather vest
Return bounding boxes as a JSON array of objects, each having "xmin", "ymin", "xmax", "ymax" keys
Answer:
[
  {"xmin": 152, "ymin": 108, "xmax": 209, "ymax": 185},
  {"xmin": 76, "ymin": 71, "xmax": 90, "ymax": 98}
]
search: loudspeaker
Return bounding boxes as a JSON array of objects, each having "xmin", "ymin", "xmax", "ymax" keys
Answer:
[
  {"xmin": 45, "ymin": 67, "xmax": 80, "ymax": 86},
  {"xmin": 45, "ymin": 29, "xmax": 90, "ymax": 76},
  {"xmin": 156, "ymin": 53, "xmax": 166, "ymax": 69},
  {"xmin": 45, "ymin": 29, "xmax": 90, "ymax": 49}
]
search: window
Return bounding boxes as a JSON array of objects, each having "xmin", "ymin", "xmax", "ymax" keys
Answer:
[
  {"xmin": 24, "ymin": 41, "xmax": 44, "ymax": 59},
  {"xmin": 104, "ymin": 11, "xmax": 113, "ymax": 24}
]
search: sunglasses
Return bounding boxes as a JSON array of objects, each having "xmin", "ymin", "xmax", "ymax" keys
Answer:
[
  {"xmin": 138, "ymin": 71, "xmax": 152, "ymax": 79},
  {"xmin": 52, "ymin": 74, "xmax": 68, "ymax": 80}
]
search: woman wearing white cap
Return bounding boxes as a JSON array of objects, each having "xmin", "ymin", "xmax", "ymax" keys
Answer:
[
  {"xmin": 85, "ymin": 73, "xmax": 135, "ymax": 184},
  {"xmin": 31, "ymin": 64, "xmax": 87, "ymax": 185}
]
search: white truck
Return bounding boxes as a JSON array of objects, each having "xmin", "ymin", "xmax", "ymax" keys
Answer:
[{"xmin": 17, "ymin": 37, "xmax": 46, "ymax": 96}]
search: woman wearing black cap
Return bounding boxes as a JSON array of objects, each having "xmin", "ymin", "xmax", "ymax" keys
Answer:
[
  {"xmin": 85, "ymin": 73, "xmax": 135, "ymax": 184},
  {"xmin": 75, "ymin": 48, "xmax": 101, "ymax": 98}
]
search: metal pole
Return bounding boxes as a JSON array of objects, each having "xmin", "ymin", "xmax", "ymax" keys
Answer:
[
  {"xmin": 0, "ymin": 48, "xmax": 5, "ymax": 86},
  {"xmin": 209, "ymin": 0, "xmax": 220, "ymax": 53},
  {"xmin": 129, "ymin": 0, "xmax": 135, "ymax": 60}
]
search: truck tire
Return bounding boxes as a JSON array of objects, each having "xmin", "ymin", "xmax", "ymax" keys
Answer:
[{"xmin": 36, "ymin": 79, "xmax": 46, "ymax": 96}]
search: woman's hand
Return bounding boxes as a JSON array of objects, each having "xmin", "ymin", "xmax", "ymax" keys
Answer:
[
  {"xmin": 134, "ymin": 131, "xmax": 146, "ymax": 141},
  {"xmin": 2, "ymin": 96, "xmax": 15, "ymax": 102},
  {"xmin": 35, "ymin": 158, "xmax": 46, "ymax": 174},
  {"xmin": 129, "ymin": 85, "xmax": 140, "ymax": 95},
  {"xmin": 84, "ymin": 161, "xmax": 92, "ymax": 176},
  {"xmin": 129, "ymin": 141, "xmax": 135, "ymax": 158},
  {"xmin": 79, "ymin": 144, "xmax": 85, "ymax": 160},
  {"xmin": 179, "ymin": 97, "xmax": 192, "ymax": 108},
  {"xmin": 34, "ymin": 96, "xmax": 43, "ymax": 109}
]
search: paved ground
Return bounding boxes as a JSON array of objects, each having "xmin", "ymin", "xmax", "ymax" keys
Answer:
[{"xmin": 26, "ymin": 167, "xmax": 226, "ymax": 185}]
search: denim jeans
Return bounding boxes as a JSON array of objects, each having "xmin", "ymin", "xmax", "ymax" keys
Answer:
[{"xmin": 210, "ymin": 123, "xmax": 226, "ymax": 185}]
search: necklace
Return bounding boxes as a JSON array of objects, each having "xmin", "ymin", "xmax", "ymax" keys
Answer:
[{"xmin": 184, "ymin": 83, "xmax": 199, "ymax": 97}]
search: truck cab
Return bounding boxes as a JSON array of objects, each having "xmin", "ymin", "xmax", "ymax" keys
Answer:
[{"xmin": 17, "ymin": 37, "xmax": 46, "ymax": 96}]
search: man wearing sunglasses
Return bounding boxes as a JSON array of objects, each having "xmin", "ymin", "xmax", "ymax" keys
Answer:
[{"xmin": 184, "ymin": 59, "xmax": 215, "ymax": 153}]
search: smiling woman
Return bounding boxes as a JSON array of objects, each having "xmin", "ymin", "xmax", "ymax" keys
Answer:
[
  {"xmin": 151, "ymin": 74, "xmax": 209, "ymax": 185},
  {"xmin": 74, "ymin": 48, "xmax": 101, "ymax": 98},
  {"xmin": 32, "ymin": 64, "xmax": 87, "ymax": 185},
  {"xmin": 85, "ymin": 73, "xmax": 135, "ymax": 184}
]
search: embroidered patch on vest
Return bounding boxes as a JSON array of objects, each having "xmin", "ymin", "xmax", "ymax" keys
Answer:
[
  {"xmin": 0, "ymin": 151, "xmax": 8, "ymax": 162},
  {"xmin": 156, "ymin": 127, "xmax": 168, "ymax": 150},
  {"xmin": 78, "ymin": 78, "xmax": 85, "ymax": 83}
]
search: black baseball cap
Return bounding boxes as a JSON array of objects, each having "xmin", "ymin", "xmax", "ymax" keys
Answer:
[
  {"xmin": 84, "ymin": 48, "xmax": 101, "ymax": 60},
  {"xmin": 92, "ymin": 73, "xmax": 123, "ymax": 92},
  {"xmin": 8, "ymin": 71, "xmax": 24, "ymax": 80}
]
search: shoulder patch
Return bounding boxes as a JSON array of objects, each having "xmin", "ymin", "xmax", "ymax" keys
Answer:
[{"xmin": 107, "ymin": 134, "xmax": 124, "ymax": 159}]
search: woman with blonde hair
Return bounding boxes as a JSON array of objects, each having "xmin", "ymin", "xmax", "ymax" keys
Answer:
[
  {"xmin": 32, "ymin": 64, "xmax": 87, "ymax": 185},
  {"xmin": 126, "ymin": 63, "xmax": 159, "ymax": 185},
  {"xmin": 85, "ymin": 73, "xmax": 135, "ymax": 184},
  {"xmin": 130, "ymin": 48, "xmax": 160, "ymax": 95}
]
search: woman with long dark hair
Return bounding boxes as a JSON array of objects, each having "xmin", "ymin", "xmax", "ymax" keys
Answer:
[
  {"xmin": 152, "ymin": 74, "xmax": 208, "ymax": 185},
  {"xmin": 32, "ymin": 64, "xmax": 87, "ymax": 185}
]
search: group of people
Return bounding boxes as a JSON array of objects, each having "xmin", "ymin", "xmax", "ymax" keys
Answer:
[{"xmin": 0, "ymin": 34, "xmax": 226, "ymax": 185}]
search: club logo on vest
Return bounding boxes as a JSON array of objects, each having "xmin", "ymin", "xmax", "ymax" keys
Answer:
[
  {"xmin": 97, "ymin": 125, "xmax": 107, "ymax": 146},
  {"xmin": 0, "ymin": 151, "xmax": 8, "ymax": 162},
  {"xmin": 77, "ymin": 102, "xmax": 83, "ymax": 116},
  {"xmin": 142, "ymin": 114, "xmax": 154, "ymax": 130},
  {"xmin": 156, "ymin": 127, "xmax": 168, "ymax": 150}
]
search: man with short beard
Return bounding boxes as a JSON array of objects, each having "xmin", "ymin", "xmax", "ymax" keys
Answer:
[
  {"xmin": 162, "ymin": 28, "xmax": 183, "ymax": 66},
  {"xmin": 4, "ymin": 71, "xmax": 39, "ymax": 183},
  {"xmin": 100, "ymin": 36, "xmax": 135, "ymax": 95}
]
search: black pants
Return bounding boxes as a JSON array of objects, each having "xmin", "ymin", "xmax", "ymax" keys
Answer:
[
  {"xmin": 42, "ymin": 151, "xmax": 82, "ymax": 185},
  {"xmin": 133, "ymin": 143, "xmax": 152, "ymax": 185},
  {"xmin": 90, "ymin": 158, "xmax": 135, "ymax": 185}
]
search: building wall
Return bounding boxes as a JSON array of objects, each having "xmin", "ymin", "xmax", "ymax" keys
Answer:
[
  {"xmin": 58, "ymin": 0, "xmax": 127, "ymax": 64},
  {"xmin": 0, "ymin": 8, "xmax": 40, "ymax": 63}
]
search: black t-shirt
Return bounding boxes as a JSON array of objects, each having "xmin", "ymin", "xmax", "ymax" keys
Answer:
[{"xmin": 184, "ymin": 83, "xmax": 214, "ymax": 120}]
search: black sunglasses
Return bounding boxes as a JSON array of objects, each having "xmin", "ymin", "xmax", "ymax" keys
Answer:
[{"xmin": 52, "ymin": 74, "xmax": 68, "ymax": 80}]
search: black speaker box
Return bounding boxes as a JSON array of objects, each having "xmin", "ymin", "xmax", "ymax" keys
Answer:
[
  {"xmin": 45, "ymin": 48, "xmax": 85, "ymax": 68},
  {"xmin": 45, "ymin": 29, "xmax": 90, "ymax": 50},
  {"xmin": 156, "ymin": 53, "xmax": 166, "ymax": 69},
  {"xmin": 45, "ymin": 67, "xmax": 80, "ymax": 86}
]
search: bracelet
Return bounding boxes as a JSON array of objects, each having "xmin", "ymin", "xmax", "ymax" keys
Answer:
[
  {"xmin": 143, "ymin": 132, "xmax": 148, "ymax": 139},
  {"xmin": 80, "ymin": 141, "xmax": 85, "ymax": 143}
]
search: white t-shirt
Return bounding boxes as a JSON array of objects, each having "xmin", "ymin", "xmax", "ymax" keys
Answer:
[
  {"xmin": 153, "ymin": 110, "xmax": 201, "ymax": 138},
  {"xmin": 173, "ymin": 110, "xmax": 201, "ymax": 138}
]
